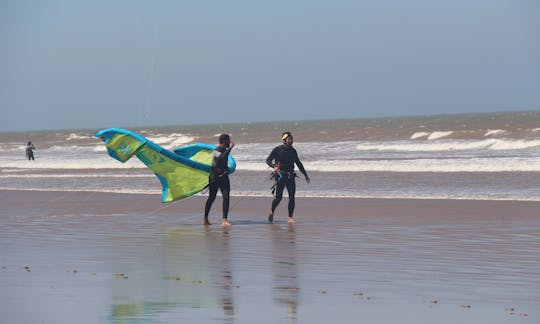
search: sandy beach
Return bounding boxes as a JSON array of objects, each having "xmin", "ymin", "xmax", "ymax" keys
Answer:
[{"xmin": 1, "ymin": 189, "xmax": 539, "ymax": 323}]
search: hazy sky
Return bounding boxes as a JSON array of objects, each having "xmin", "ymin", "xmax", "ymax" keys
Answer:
[{"xmin": 2, "ymin": 0, "xmax": 539, "ymax": 131}]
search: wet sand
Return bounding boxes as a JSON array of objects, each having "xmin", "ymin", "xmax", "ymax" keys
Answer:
[{"xmin": 1, "ymin": 190, "xmax": 539, "ymax": 323}]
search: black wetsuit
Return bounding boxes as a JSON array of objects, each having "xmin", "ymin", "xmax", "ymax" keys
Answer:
[
  {"xmin": 26, "ymin": 144, "xmax": 35, "ymax": 161},
  {"xmin": 205, "ymin": 146, "xmax": 232, "ymax": 219},
  {"xmin": 266, "ymin": 144, "xmax": 308, "ymax": 217}
]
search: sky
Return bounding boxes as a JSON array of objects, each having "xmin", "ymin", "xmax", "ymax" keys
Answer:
[{"xmin": 1, "ymin": 0, "xmax": 539, "ymax": 132}]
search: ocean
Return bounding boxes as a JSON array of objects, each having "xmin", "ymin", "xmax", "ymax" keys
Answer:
[{"xmin": 1, "ymin": 111, "xmax": 539, "ymax": 201}]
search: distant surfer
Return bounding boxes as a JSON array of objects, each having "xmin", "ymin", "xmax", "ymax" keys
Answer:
[
  {"xmin": 204, "ymin": 134, "xmax": 235, "ymax": 226},
  {"xmin": 26, "ymin": 141, "xmax": 36, "ymax": 161},
  {"xmin": 266, "ymin": 132, "xmax": 310, "ymax": 224}
]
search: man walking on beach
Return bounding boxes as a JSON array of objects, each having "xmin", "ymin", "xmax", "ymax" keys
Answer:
[
  {"xmin": 204, "ymin": 134, "xmax": 235, "ymax": 226},
  {"xmin": 266, "ymin": 131, "xmax": 310, "ymax": 224}
]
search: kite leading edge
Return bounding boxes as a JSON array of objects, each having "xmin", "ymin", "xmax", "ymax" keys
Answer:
[{"xmin": 94, "ymin": 128, "xmax": 236, "ymax": 203}]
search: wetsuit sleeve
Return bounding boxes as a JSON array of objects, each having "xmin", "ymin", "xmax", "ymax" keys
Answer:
[
  {"xmin": 294, "ymin": 150, "xmax": 308, "ymax": 177},
  {"xmin": 266, "ymin": 147, "xmax": 277, "ymax": 168}
]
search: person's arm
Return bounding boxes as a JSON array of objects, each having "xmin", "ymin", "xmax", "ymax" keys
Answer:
[
  {"xmin": 266, "ymin": 147, "xmax": 277, "ymax": 169},
  {"xmin": 217, "ymin": 141, "xmax": 235, "ymax": 164},
  {"xmin": 294, "ymin": 151, "xmax": 310, "ymax": 183}
]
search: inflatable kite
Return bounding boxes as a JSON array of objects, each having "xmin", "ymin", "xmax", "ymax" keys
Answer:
[{"xmin": 95, "ymin": 128, "xmax": 236, "ymax": 203}]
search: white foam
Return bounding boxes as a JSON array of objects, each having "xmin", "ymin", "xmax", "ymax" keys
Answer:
[
  {"xmin": 0, "ymin": 144, "xmax": 26, "ymax": 152},
  {"xmin": 410, "ymin": 132, "xmax": 430, "ymax": 139},
  {"xmin": 489, "ymin": 139, "xmax": 540, "ymax": 150},
  {"xmin": 48, "ymin": 145, "xmax": 80, "ymax": 152},
  {"xmin": 6, "ymin": 151, "xmax": 537, "ymax": 172},
  {"xmin": 66, "ymin": 133, "xmax": 91, "ymax": 140},
  {"xmin": 230, "ymin": 191, "xmax": 540, "ymax": 202},
  {"xmin": 356, "ymin": 139, "xmax": 496, "ymax": 152},
  {"xmin": 237, "ymin": 157, "xmax": 540, "ymax": 172},
  {"xmin": 315, "ymin": 158, "xmax": 539, "ymax": 172},
  {"xmin": 146, "ymin": 134, "xmax": 195, "ymax": 148},
  {"xmin": 427, "ymin": 131, "xmax": 453, "ymax": 140},
  {"xmin": 92, "ymin": 145, "xmax": 107, "ymax": 152},
  {"xmin": 410, "ymin": 131, "xmax": 457, "ymax": 140},
  {"xmin": 1, "ymin": 187, "xmax": 538, "ymax": 202},
  {"xmin": 0, "ymin": 187, "xmax": 162, "ymax": 195},
  {"xmin": 355, "ymin": 138, "xmax": 540, "ymax": 152},
  {"xmin": 484, "ymin": 129, "xmax": 508, "ymax": 137},
  {"xmin": 0, "ymin": 174, "xmax": 152, "ymax": 179},
  {"xmin": 0, "ymin": 157, "xmax": 145, "ymax": 170},
  {"xmin": 169, "ymin": 135, "xmax": 196, "ymax": 147}
]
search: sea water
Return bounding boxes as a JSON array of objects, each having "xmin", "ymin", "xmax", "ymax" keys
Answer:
[{"xmin": 1, "ymin": 111, "xmax": 539, "ymax": 201}]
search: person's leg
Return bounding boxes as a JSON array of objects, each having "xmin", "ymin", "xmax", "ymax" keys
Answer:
[
  {"xmin": 269, "ymin": 179, "xmax": 285, "ymax": 223},
  {"xmin": 220, "ymin": 176, "xmax": 231, "ymax": 226},
  {"xmin": 204, "ymin": 182, "xmax": 219, "ymax": 225},
  {"xmin": 286, "ymin": 178, "xmax": 296, "ymax": 222}
]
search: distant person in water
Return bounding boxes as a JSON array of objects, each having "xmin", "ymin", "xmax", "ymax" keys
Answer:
[
  {"xmin": 204, "ymin": 134, "xmax": 235, "ymax": 226},
  {"xmin": 26, "ymin": 141, "xmax": 36, "ymax": 161},
  {"xmin": 266, "ymin": 132, "xmax": 310, "ymax": 224}
]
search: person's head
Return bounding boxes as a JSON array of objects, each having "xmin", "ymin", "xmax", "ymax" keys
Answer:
[
  {"xmin": 27, "ymin": 141, "xmax": 32, "ymax": 145},
  {"xmin": 281, "ymin": 131, "xmax": 293, "ymax": 146},
  {"xmin": 218, "ymin": 134, "xmax": 230, "ymax": 146}
]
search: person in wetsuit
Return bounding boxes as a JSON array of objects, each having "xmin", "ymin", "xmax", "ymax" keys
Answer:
[
  {"xmin": 204, "ymin": 134, "xmax": 235, "ymax": 226},
  {"xmin": 266, "ymin": 131, "xmax": 310, "ymax": 224},
  {"xmin": 26, "ymin": 141, "xmax": 36, "ymax": 161}
]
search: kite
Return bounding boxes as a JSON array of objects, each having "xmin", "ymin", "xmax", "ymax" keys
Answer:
[{"xmin": 95, "ymin": 128, "xmax": 236, "ymax": 202}]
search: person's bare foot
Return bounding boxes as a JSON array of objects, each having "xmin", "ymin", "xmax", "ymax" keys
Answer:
[
  {"xmin": 288, "ymin": 217, "xmax": 295, "ymax": 224},
  {"xmin": 268, "ymin": 210, "xmax": 274, "ymax": 223},
  {"xmin": 204, "ymin": 218, "xmax": 211, "ymax": 226},
  {"xmin": 222, "ymin": 219, "xmax": 231, "ymax": 226}
]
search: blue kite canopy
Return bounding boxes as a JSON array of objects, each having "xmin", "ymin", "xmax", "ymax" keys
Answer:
[{"xmin": 95, "ymin": 128, "xmax": 236, "ymax": 202}]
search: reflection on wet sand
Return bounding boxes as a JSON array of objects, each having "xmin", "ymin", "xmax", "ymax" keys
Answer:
[
  {"xmin": 3, "ymin": 192, "xmax": 540, "ymax": 324},
  {"xmin": 271, "ymin": 224, "xmax": 298, "ymax": 323},
  {"xmin": 108, "ymin": 226, "xmax": 235, "ymax": 323},
  {"xmin": 210, "ymin": 227, "xmax": 235, "ymax": 322}
]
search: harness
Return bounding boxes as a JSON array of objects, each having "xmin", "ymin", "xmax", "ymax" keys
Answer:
[{"xmin": 269, "ymin": 170, "xmax": 297, "ymax": 195}]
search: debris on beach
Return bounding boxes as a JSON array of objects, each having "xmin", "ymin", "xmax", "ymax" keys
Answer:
[
  {"xmin": 115, "ymin": 273, "xmax": 128, "ymax": 279},
  {"xmin": 24, "ymin": 266, "xmax": 31, "ymax": 272},
  {"xmin": 353, "ymin": 291, "xmax": 372, "ymax": 301},
  {"xmin": 431, "ymin": 300, "xmax": 438, "ymax": 304},
  {"xmin": 460, "ymin": 304, "xmax": 471, "ymax": 308},
  {"xmin": 225, "ymin": 281, "xmax": 241, "ymax": 288},
  {"xmin": 318, "ymin": 290, "xmax": 327, "ymax": 294}
]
